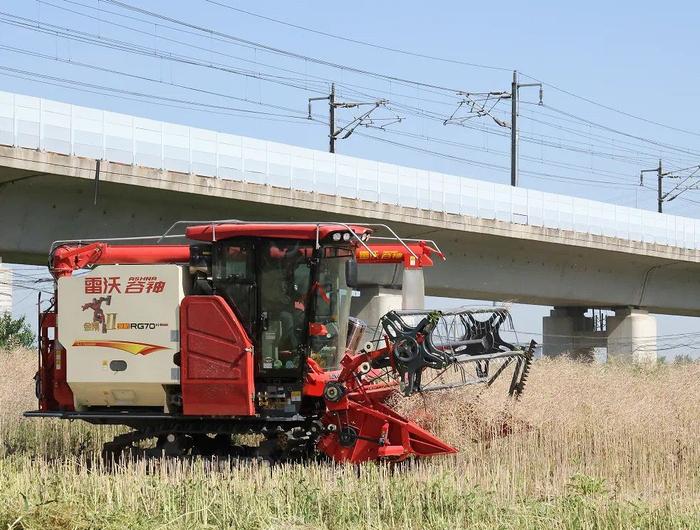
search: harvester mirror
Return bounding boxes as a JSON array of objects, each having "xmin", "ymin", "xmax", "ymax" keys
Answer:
[{"xmin": 345, "ymin": 258, "xmax": 358, "ymax": 288}]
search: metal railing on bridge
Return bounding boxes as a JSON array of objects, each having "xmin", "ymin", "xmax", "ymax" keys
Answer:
[{"xmin": 1, "ymin": 90, "xmax": 698, "ymax": 250}]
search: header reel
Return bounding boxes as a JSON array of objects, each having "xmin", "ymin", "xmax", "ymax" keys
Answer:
[{"xmin": 377, "ymin": 307, "xmax": 535, "ymax": 397}]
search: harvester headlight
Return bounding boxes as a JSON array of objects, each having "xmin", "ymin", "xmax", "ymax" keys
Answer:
[
  {"xmin": 342, "ymin": 232, "xmax": 351, "ymax": 241},
  {"xmin": 332, "ymin": 232, "xmax": 342, "ymax": 241}
]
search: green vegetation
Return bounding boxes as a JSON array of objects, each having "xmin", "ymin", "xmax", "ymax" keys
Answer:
[
  {"xmin": 1, "ymin": 350, "xmax": 699, "ymax": 529},
  {"xmin": 0, "ymin": 314, "xmax": 35, "ymax": 349}
]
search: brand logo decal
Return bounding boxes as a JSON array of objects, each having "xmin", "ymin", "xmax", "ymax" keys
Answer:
[
  {"xmin": 80, "ymin": 299, "xmax": 168, "ymax": 334},
  {"xmin": 84, "ymin": 276, "xmax": 167, "ymax": 295},
  {"xmin": 81, "ymin": 296, "xmax": 113, "ymax": 334}
]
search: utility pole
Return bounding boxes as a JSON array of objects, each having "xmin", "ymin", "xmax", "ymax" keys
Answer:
[
  {"xmin": 308, "ymin": 83, "xmax": 337, "ymax": 154},
  {"xmin": 309, "ymin": 84, "xmax": 394, "ymax": 153},
  {"xmin": 657, "ymin": 159, "xmax": 663, "ymax": 214},
  {"xmin": 641, "ymin": 161, "xmax": 700, "ymax": 213},
  {"xmin": 509, "ymin": 70, "xmax": 543, "ymax": 187},
  {"xmin": 329, "ymin": 83, "xmax": 336, "ymax": 153},
  {"xmin": 510, "ymin": 71, "xmax": 518, "ymax": 187},
  {"xmin": 640, "ymin": 159, "xmax": 664, "ymax": 213}
]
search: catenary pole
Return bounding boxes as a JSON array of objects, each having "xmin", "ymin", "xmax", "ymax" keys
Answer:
[
  {"xmin": 511, "ymin": 71, "xmax": 518, "ymax": 187},
  {"xmin": 657, "ymin": 159, "xmax": 663, "ymax": 213},
  {"xmin": 329, "ymin": 83, "xmax": 336, "ymax": 153}
]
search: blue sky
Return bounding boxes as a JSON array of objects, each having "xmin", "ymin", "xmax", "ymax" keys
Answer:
[{"xmin": 3, "ymin": 0, "xmax": 700, "ymax": 357}]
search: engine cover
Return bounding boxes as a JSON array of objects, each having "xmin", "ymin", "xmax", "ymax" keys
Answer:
[{"xmin": 57, "ymin": 264, "xmax": 186, "ymax": 410}]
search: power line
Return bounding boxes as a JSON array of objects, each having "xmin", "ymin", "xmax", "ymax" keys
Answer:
[
  {"xmin": 38, "ymin": 0, "xmax": 331, "ymax": 90},
  {"xmin": 0, "ymin": 63, "xmax": 648, "ymax": 192},
  {"xmin": 0, "ymin": 65, "xmax": 322, "ymax": 126},
  {"xmin": 0, "ymin": 13, "xmax": 333, "ymax": 95},
  {"xmin": 540, "ymin": 104, "xmax": 700, "ymax": 159},
  {"xmin": 201, "ymin": 0, "xmax": 700, "ymax": 152},
  {"xmin": 88, "ymin": 0, "xmax": 700, "ymax": 149},
  {"xmin": 203, "ymin": 0, "xmax": 700, "ymax": 174},
  {"xmin": 519, "ymin": 109, "xmax": 699, "ymax": 167},
  {"xmin": 455, "ymin": 117, "xmax": 668, "ymax": 167},
  {"xmin": 11, "ymin": 9, "xmax": 650, "ymax": 176},
  {"xmin": 3, "ymin": 2, "xmax": 697, "ymax": 210},
  {"xmin": 0, "ymin": 62, "xmax": 305, "ymax": 119},
  {"xmin": 387, "ymin": 98, "xmax": 684, "ymax": 168},
  {"xmin": 43, "ymin": 0, "xmax": 467, "ymax": 110},
  {"xmin": 364, "ymin": 127, "xmax": 641, "ymax": 182},
  {"xmin": 0, "ymin": 43, "xmax": 311, "ymax": 118},
  {"xmin": 512, "ymin": 328, "xmax": 700, "ymax": 342},
  {"xmin": 3, "ymin": 8, "xmax": 467, "ymax": 125},
  {"xmin": 520, "ymin": 71, "xmax": 700, "ymax": 139},
  {"xmin": 203, "ymin": 0, "xmax": 512, "ymax": 73},
  {"xmin": 9, "ymin": 270, "xmax": 52, "ymax": 281},
  {"xmin": 676, "ymin": 195, "xmax": 700, "ymax": 206},
  {"xmin": 99, "ymin": 0, "xmax": 467, "ymax": 94},
  {"xmin": 640, "ymin": 161, "xmax": 700, "ymax": 212},
  {"xmin": 0, "ymin": 76, "xmax": 665, "ymax": 193},
  {"xmin": 12, "ymin": 4, "xmax": 696, "ymax": 178},
  {"xmin": 352, "ymin": 130, "xmax": 639, "ymax": 189},
  {"xmin": 0, "ymin": 280, "xmax": 52, "ymax": 295}
]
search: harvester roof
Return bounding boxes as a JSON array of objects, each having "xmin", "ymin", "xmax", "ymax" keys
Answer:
[{"xmin": 185, "ymin": 223, "xmax": 372, "ymax": 242}]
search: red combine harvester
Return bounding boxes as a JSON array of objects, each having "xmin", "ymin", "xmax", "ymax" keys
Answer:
[{"xmin": 26, "ymin": 221, "xmax": 534, "ymax": 463}]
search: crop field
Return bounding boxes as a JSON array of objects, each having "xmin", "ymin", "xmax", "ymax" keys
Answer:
[{"xmin": 1, "ymin": 349, "xmax": 699, "ymax": 529}]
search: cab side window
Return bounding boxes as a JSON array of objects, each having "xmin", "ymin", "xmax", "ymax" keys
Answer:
[
  {"xmin": 258, "ymin": 240, "xmax": 311, "ymax": 372},
  {"xmin": 213, "ymin": 241, "xmax": 255, "ymax": 334}
]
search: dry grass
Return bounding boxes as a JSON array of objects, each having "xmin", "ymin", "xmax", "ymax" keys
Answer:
[
  {"xmin": 398, "ymin": 359, "xmax": 700, "ymax": 502},
  {"xmin": 1, "ymin": 349, "xmax": 699, "ymax": 529},
  {"xmin": 0, "ymin": 347, "xmax": 37, "ymax": 419}
]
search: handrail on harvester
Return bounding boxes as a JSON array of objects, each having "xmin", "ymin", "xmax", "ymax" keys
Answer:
[{"xmin": 52, "ymin": 219, "xmax": 441, "ymax": 264}]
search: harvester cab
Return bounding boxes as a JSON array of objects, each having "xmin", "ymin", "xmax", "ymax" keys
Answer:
[
  {"xmin": 27, "ymin": 220, "xmax": 534, "ymax": 463},
  {"xmin": 184, "ymin": 222, "xmax": 371, "ymax": 418}
]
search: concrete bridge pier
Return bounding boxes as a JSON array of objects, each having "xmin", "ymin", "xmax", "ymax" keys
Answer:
[
  {"xmin": 352, "ymin": 286, "xmax": 403, "ymax": 328},
  {"xmin": 606, "ymin": 308, "xmax": 657, "ymax": 363},
  {"xmin": 543, "ymin": 306, "xmax": 657, "ymax": 363},
  {"xmin": 0, "ymin": 259, "xmax": 11, "ymax": 314},
  {"xmin": 352, "ymin": 269, "xmax": 426, "ymax": 328},
  {"xmin": 542, "ymin": 307, "xmax": 607, "ymax": 359}
]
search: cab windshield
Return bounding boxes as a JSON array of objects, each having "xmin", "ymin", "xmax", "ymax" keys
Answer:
[
  {"xmin": 309, "ymin": 246, "xmax": 353, "ymax": 370},
  {"xmin": 213, "ymin": 238, "xmax": 354, "ymax": 375}
]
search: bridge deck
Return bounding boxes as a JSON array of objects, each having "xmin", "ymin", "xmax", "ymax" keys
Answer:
[{"xmin": 1, "ymin": 90, "xmax": 699, "ymax": 252}]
